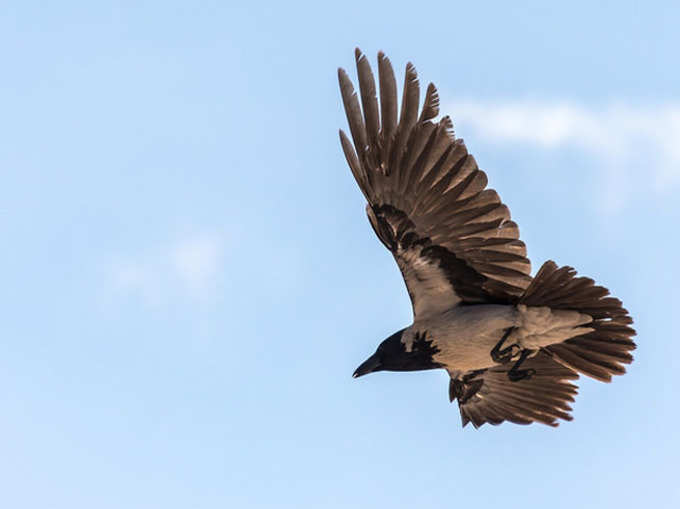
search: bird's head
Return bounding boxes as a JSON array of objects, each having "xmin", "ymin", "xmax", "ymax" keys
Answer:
[{"xmin": 352, "ymin": 328, "xmax": 443, "ymax": 378}]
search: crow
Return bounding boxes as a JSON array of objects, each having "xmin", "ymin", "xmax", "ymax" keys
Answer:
[{"xmin": 339, "ymin": 49, "xmax": 636, "ymax": 427}]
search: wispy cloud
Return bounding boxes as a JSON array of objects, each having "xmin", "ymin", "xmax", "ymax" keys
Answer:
[
  {"xmin": 108, "ymin": 232, "xmax": 224, "ymax": 305},
  {"xmin": 170, "ymin": 234, "xmax": 224, "ymax": 293},
  {"xmin": 448, "ymin": 100, "xmax": 680, "ymax": 209}
]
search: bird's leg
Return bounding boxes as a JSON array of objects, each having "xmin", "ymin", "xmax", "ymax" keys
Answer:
[
  {"xmin": 490, "ymin": 328, "xmax": 521, "ymax": 364},
  {"xmin": 507, "ymin": 349, "xmax": 536, "ymax": 382}
]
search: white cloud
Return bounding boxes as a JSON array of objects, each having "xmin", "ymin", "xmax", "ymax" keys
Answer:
[
  {"xmin": 109, "ymin": 232, "xmax": 224, "ymax": 305},
  {"xmin": 448, "ymin": 100, "xmax": 680, "ymax": 209},
  {"xmin": 171, "ymin": 233, "xmax": 223, "ymax": 293}
]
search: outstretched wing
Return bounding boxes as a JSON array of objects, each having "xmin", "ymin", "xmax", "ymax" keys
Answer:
[
  {"xmin": 339, "ymin": 49, "xmax": 532, "ymax": 318},
  {"xmin": 450, "ymin": 352, "xmax": 580, "ymax": 427}
]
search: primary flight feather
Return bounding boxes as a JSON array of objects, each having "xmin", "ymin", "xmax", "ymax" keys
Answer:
[{"xmin": 339, "ymin": 48, "xmax": 636, "ymax": 428}]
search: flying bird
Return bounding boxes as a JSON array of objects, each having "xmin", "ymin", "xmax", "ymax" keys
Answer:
[{"xmin": 338, "ymin": 49, "xmax": 636, "ymax": 427}]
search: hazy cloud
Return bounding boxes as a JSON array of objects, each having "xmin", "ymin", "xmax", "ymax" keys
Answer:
[
  {"xmin": 109, "ymin": 232, "xmax": 224, "ymax": 305},
  {"xmin": 449, "ymin": 100, "xmax": 680, "ymax": 210},
  {"xmin": 171, "ymin": 234, "xmax": 224, "ymax": 293}
]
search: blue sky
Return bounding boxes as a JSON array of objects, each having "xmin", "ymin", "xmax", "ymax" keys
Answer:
[{"xmin": 1, "ymin": 1, "xmax": 679, "ymax": 507}]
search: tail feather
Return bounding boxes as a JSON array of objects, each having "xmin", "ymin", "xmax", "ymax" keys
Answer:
[{"xmin": 521, "ymin": 261, "xmax": 636, "ymax": 382}]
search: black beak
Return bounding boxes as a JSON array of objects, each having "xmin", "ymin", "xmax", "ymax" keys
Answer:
[{"xmin": 353, "ymin": 352, "xmax": 382, "ymax": 378}]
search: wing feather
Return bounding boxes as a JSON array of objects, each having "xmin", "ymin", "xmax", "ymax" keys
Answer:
[
  {"xmin": 419, "ymin": 83, "xmax": 440, "ymax": 122},
  {"xmin": 452, "ymin": 352, "xmax": 579, "ymax": 427},
  {"xmin": 377, "ymin": 51, "xmax": 398, "ymax": 159},
  {"xmin": 337, "ymin": 69, "xmax": 367, "ymax": 162},
  {"xmin": 354, "ymin": 49, "xmax": 380, "ymax": 157},
  {"xmin": 338, "ymin": 50, "xmax": 532, "ymax": 317}
]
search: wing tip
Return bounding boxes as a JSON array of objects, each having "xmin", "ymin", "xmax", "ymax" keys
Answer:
[{"xmin": 405, "ymin": 61, "xmax": 418, "ymax": 80}]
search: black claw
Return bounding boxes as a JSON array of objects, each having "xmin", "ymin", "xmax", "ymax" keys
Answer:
[
  {"xmin": 507, "ymin": 350, "xmax": 535, "ymax": 382},
  {"xmin": 490, "ymin": 327, "xmax": 519, "ymax": 364},
  {"xmin": 491, "ymin": 349, "xmax": 510, "ymax": 364}
]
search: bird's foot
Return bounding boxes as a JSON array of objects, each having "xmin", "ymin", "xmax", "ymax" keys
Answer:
[
  {"xmin": 506, "ymin": 349, "xmax": 535, "ymax": 382},
  {"xmin": 490, "ymin": 328, "xmax": 521, "ymax": 364},
  {"xmin": 492, "ymin": 344, "xmax": 521, "ymax": 363}
]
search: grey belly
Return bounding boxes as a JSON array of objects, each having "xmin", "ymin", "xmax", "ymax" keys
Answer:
[{"xmin": 423, "ymin": 305, "xmax": 519, "ymax": 372}]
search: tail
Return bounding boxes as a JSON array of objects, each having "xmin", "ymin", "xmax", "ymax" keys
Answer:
[{"xmin": 520, "ymin": 261, "xmax": 636, "ymax": 382}]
